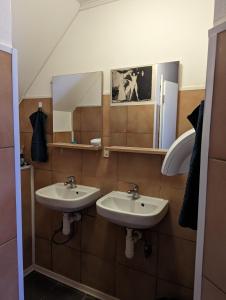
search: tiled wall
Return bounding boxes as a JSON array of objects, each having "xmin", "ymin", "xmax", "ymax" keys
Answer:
[
  {"xmin": 109, "ymin": 105, "xmax": 154, "ymax": 147},
  {"xmin": 20, "ymin": 90, "xmax": 204, "ymax": 300},
  {"xmin": 21, "ymin": 167, "xmax": 32, "ymax": 269},
  {"xmin": 0, "ymin": 50, "xmax": 19, "ymax": 298},
  {"xmin": 202, "ymin": 30, "xmax": 226, "ymax": 299},
  {"xmin": 177, "ymin": 90, "xmax": 205, "ymax": 137},
  {"xmin": 73, "ymin": 106, "xmax": 102, "ymax": 144}
]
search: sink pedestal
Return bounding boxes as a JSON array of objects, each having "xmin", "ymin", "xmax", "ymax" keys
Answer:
[
  {"xmin": 63, "ymin": 212, "xmax": 81, "ymax": 235},
  {"xmin": 125, "ymin": 228, "xmax": 142, "ymax": 259}
]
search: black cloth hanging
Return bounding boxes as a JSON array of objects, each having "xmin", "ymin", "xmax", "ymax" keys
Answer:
[
  {"xmin": 30, "ymin": 110, "xmax": 48, "ymax": 162},
  {"xmin": 179, "ymin": 100, "xmax": 205, "ymax": 230}
]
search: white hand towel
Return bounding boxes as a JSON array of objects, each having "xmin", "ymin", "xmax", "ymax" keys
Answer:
[{"xmin": 90, "ymin": 138, "xmax": 101, "ymax": 146}]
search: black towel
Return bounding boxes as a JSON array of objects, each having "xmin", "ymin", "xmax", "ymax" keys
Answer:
[
  {"xmin": 30, "ymin": 110, "xmax": 48, "ymax": 162},
  {"xmin": 179, "ymin": 100, "xmax": 205, "ymax": 230}
]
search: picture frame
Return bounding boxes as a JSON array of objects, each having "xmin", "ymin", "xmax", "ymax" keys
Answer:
[{"xmin": 111, "ymin": 65, "xmax": 153, "ymax": 105}]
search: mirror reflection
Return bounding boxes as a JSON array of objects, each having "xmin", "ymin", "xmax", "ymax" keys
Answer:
[
  {"xmin": 109, "ymin": 61, "xmax": 179, "ymax": 149},
  {"xmin": 52, "ymin": 71, "xmax": 103, "ymax": 145}
]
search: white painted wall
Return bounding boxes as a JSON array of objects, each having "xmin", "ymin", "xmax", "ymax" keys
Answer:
[
  {"xmin": 0, "ymin": 0, "xmax": 12, "ymax": 47},
  {"xmin": 11, "ymin": 0, "xmax": 80, "ymax": 100},
  {"xmin": 214, "ymin": 0, "xmax": 226, "ymax": 25},
  {"xmin": 53, "ymin": 111, "xmax": 72, "ymax": 132},
  {"xmin": 26, "ymin": 0, "xmax": 214, "ymax": 98}
]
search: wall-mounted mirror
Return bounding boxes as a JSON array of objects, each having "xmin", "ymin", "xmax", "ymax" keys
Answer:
[
  {"xmin": 52, "ymin": 71, "xmax": 103, "ymax": 145},
  {"xmin": 109, "ymin": 61, "xmax": 179, "ymax": 149}
]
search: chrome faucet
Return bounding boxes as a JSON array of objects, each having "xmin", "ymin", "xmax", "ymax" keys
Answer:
[
  {"xmin": 127, "ymin": 183, "xmax": 140, "ymax": 200},
  {"xmin": 64, "ymin": 176, "xmax": 76, "ymax": 189}
]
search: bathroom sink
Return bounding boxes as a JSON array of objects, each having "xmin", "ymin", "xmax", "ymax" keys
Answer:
[
  {"xmin": 96, "ymin": 191, "xmax": 168, "ymax": 229},
  {"xmin": 36, "ymin": 183, "xmax": 101, "ymax": 212}
]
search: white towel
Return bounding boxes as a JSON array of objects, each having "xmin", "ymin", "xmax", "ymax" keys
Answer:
[{"xmin": 90, "ymin": 138, "xmax": 101, "ymax": 146}]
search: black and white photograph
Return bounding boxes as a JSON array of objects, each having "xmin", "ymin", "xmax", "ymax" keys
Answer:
[{"xmin": 111, "ymin": 65, "xmax": 152, "ymax": 104}]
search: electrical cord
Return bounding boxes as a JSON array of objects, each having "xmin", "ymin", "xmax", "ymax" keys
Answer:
[{"xmin": 51, "ymin": 221, "xmax": 76, "ymax": 245}]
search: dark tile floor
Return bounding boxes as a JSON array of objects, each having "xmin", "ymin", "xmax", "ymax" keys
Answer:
[{"xmin": 24, "ymin": 272, "xmax": 99, "ymax": 300}]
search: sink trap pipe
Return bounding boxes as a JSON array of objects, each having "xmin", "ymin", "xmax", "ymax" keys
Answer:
[
  {"xmin": 63, "ymin": 212, "xmax": 81, "ymax": 235},
  {"xmin": 125, "ymin": 228, "xmax": 142, "ymax": 259}
]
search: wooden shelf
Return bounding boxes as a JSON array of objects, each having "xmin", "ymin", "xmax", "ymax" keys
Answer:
[
  {"xmin": 48, "ymin": 143, "xmax": 102, "ymax": 151},
  {"xmin": 104, "ymin": 146, "xmax": 167, "ymax": 155}
]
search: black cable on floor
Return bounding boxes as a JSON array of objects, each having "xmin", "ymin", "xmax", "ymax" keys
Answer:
[{"xmin": 51, "ymin": 221, "xmax": 75, "ymax": 245}]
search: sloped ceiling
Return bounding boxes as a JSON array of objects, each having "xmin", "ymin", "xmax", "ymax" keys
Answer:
[
  {"xmin": 11, "ymin": 0, "xmax": 80, "ymax": 100},
  {"xmin": 12, "ymin": 0, "xmax": 120, "ymax": 100},
  {"xmin": 78, "ymin": 0, "xmax": 119, "ymax": 10}
]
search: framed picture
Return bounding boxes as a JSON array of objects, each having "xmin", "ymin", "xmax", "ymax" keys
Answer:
[{"xmin": 111, "ymin": 65, "xmax": 153, "ymax": 104}]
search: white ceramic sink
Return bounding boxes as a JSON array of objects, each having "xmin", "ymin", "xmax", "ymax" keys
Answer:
[
  {"xmin": 36, "ymin": 183, "xmax": 101, "ymax": 212},
  {"xmin": 96, "ymin": 191, "xmax": 168, "ymax": 229}
]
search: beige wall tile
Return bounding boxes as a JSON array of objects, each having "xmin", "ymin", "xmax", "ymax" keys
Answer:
[
  {"xmin": 116, "ymin": 264, "xmax": 156, "ymax": 300},
  {"xmin": 34, "ymin": 169, "xmax": 54, "ymax": 240},
  {"xmin": 159, "ymin": 177, "xmax": 196, "ymax": 241},
  {"xmin": 74, "ymin": 131, "xmax": 81, "ymax": 143},
  {"xmin": 82, "ymin": 151, "xmax": 117, "ymax": 179},
  {"xmin": 209, "ymin": 31, "xmax": 226, "ymax": 160},
  {"xmin": 82, "ymin": 215, "xmax": 117, "ymax": 262},
  {"xmin": 52, "ymin": 148, "xmax": 82, "ymax": 176},
  {"xmin": 127, "ymin": 105, "xmax": 154, "ymax": 133},
  {"xmin": 81, "ymin": 175, "xmax": 117, "ymax": 195},
  {"xmin": 158, "ymin": 234, "xmax": 196, "ymax": 288},
  {"xmin": 0, "ymin": 239, "xmax": 18, "ymax": 299},
  {"xmin": 0, "ymin": 148, "xmax": 16, "ymax": 246},
  {"xmin": 102, "ymin": 136, "xmax": 110, "ymax": 147},
  {"xmin": 52, "ymin": 171, "xmax": 81, "ymax": 184},
  {"xmin": 53, "ymin": 132, "xmax": 72, "ymax": 143},
  {"xmin": 160, "ymin": 173, "xmax": 187, "ymax": 189},
  {"xmin": 110, "ymin": 106, "xmax": 127, "ymax": 133},
  {"xmin": 0, "ymin": 51, "xmax": 13, "ymax": 148},
  {"xmin": 110, "ymin": 133, "xmax": 127, "ymax": 146},
  {"xmin": 177, "ymin": 90, "xmax": 205, "ymax": 137},
  {"xmin": 35, "ymin": 203, "xmax": 55, "ymax": 241},
  {"xmin": 203, "ymin": 159, "xmax": 226, "ymax": 292},
  {"xmin": 20, "ymin": 98, "xmax": 53, "ymax": 134},
  {"xmin": 116, "ymin": 228, "xmax": 157, "ymax": 276},
  {"xmin": 118, "ymin": 152, "xmax": 162, "ymax": 186},
  {"xmin": 80, "ymin": 131, "xmax": 101, "ymax": 144},
  {"xmin": 52, "ymin": 245, "xmax": 81, "ymax": 281},
  {"xmin": 202, "ymin": 278, "xmax": 226, "ymax": 300},
  {"xmin": 117, "ymin": 179, "xmax": 161, "ymax": 199},
  {"xmin": 81, "ymin": 253, "xmax": 115, "ymax": 295},
  {"xmin": 157, "ymin": 279, "xmax": 193, "ymax": 300},
  {"xmin": 36, "ymin": 238, "xmax": 52, "ymax": 269},
  {"xmin": 126, "ymin": 133, "xmax": 153, "ymax": 147},
  {"xmin": 84, "ymin": 204, "xmax": 97, "ymax": 218},
  {"xmin": 103, "ymin": 95, "xmax": 110, "ymax": 137},
  {"xmin": 73, "ymin": 107, "xmax": 81, "ymax": 131},
  {"xmin": 80, "ymin": 107, "xmax": 102, "ymax": 132},
  {"xmin": 34, "ymin": 169, "xmax": 52, "ymax": 190}
]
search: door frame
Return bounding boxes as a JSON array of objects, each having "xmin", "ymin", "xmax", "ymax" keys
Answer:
[
  {"xmin": 12, "ymin": 48, "xmax": 25, "ymax": 300},
  {"xmin": 194, "ymin": 21, "xmax": 226, "ymax": 300}
]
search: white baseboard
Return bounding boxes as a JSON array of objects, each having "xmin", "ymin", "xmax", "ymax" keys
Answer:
[
  {"xmin": 33, "ymin": 265, "xmax": 119, "ymax": 300},
  {"xmin": 24, "ymin": 265, "xmax": 35, "ymax": 277}
]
